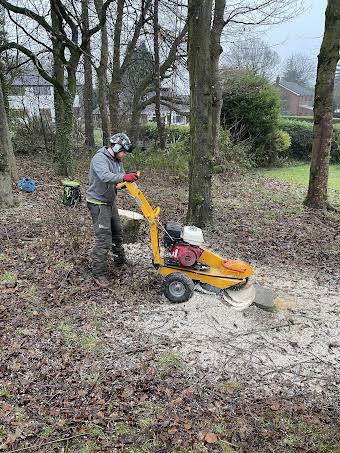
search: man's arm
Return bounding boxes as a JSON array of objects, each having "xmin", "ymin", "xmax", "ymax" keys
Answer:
[{"xmin": 92, "ymin": 155, "xmax": 124, "ymax": 185}]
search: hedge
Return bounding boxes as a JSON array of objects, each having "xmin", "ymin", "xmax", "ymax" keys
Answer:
[
  {"xmin": 282, "ymin": 115, "xmax": 340, "ymax": 124},
  {"xmin": 279, "ymin": 118, "xmax": 340, "ymax": 163}
]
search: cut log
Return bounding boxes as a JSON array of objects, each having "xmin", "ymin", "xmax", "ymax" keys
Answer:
[{"xmin": 118, "ymin": 209, "xmax": 144, "ymax": 243}]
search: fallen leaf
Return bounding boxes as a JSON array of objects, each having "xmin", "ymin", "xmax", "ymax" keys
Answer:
[
  {"xmin": 205, "ymin": 432, "xmax": 218, "ymax": 443},
  {"xmin": 1, "ymin": 287, "xmax": 17, "ymax": 294},
  {"xmin": 270, "ymin": 402, "xmax": 280, "ymax": 411}
]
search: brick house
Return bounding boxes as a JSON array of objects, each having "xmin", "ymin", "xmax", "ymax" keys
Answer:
[{"xmin": 275, "ymin": 76, "xmax": 314, "ymax": 115}]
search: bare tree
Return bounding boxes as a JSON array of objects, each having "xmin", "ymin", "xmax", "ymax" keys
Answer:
[
  {"xmin": 187, "ymin": 0, "xmax": 213, "ymax": 226},
  {"xmin": 0, "ymin": 80, "xmax": 15, "ymax": 207},
  {"xmin": 94, "ymin": 0, "xmax": 110, "ymax": 144},
  {"xmin": 128, "ymin": 22, "xmax": 188, "ymax": 143},
  {"xmin": 108, "ymin": 0, "xmax": 152, "ymax": 133},
  {"xmin": 225, "ymin": 38, "xmax": 280, "ymax": 78},
  {"xmin": 187, "ymin": 0, "xmax": 303, "ymax": 225},
  {"xmin": 82, "ymin": 0, "xmax": 95, "ymax": 149},
  {"xmin": 305, "ymin": 0, "xmax": 340, "ymax": 210},
  {"xmin": 153, "ymin": 0, "xmax": 165, "ymax": 149},
  {"xmin": 0, "ymin": 0, "xmax": 113, "ymax": 175},
  {"xmin": 282, "ymin": 52, "xmax": 315, "ymax": 87}
]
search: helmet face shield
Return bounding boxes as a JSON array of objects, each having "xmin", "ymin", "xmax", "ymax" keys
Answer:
[
  {"xmin": 110, "ymin": 133, "xmax": 134, "ymax": 153},
  {"xmin": 123, "ymin": 142, "xmax": 134, "ymax": 152}
]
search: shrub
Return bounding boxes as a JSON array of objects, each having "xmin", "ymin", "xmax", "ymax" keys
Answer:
[
  {"xmin": 260, "ymin": 129, "xmax": 291, "ymax": 166},
  {"xmin": 11, "ymin": 115, "xmax": 55, "ymax": 154},
  {"xmin": 126, "ymin": 128, "xmax": 252, "ymax": 176},
  {"xmin": 278, "ymin": 118, "xmax": 313, "ymax": 160},
  {"xmin": 217, "ymin": 129, "xmax": 253, "ymax": 171},
  {"xmin": 125, "ymin": 142, "xmax": 189, "ymax": 178},
  {"xmin": 279, "ymin": 118, "xmax": 340, "ymax": 163},
  {"xmin": 141, "ymin": 123, "xmax": 189, "ymax": 145},
  {"xmin": 220, "ymin": 69, "xmax": 281, "ymax": 166}
]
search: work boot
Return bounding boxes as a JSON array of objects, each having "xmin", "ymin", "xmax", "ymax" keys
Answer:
[
  {"xmin": 93, "ymin": 275, "xmax": 111, "ymax": 289},
  {"xmin": 113, "ymin": 253, "xmax": 129, "ymax": 268}
]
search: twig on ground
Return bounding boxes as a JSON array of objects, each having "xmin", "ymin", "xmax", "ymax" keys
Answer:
[{"xmin": 10, "ymin": 433, "xmax": 90, "ymax": 452}]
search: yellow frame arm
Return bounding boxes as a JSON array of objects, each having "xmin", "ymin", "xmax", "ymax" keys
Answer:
[{"xmin": 116, "ymin": 177, "xmax": 162, "ymax": 265}]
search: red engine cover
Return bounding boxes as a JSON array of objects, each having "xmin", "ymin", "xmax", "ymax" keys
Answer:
[{"xmin": 169, "ymin": 244, "xmax": 202, "ymax": 267}]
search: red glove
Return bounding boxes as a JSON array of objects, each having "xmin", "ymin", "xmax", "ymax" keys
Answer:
[{"xmin": 123, "ymin": 172, "xmax": 138, "ymax": 182}]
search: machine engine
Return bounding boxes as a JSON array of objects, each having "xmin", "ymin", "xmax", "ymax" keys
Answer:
[{"xmin": 164, "ymin": 222, "xmax": 203, "ymax": 268}]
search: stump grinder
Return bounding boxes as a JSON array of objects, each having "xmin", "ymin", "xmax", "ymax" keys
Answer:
[{"xmin": 117, "ymin": 175, "xmax": 256, "ymax": 309}]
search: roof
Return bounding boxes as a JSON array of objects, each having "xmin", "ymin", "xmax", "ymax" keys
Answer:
[
  {"xmin": 279, "ymin": 80, "xmax": 314, "ymax": 97},
  {"xmin": 12, "ymin": 74, "xmax": 82, "ymax": 87},
  {"xmin": 142, "ymin": 100, "xmax": 189, "ymax": 115},
  {"xmin": 12, "ymin": 75, "xmax": 52, "ymax": 86}
]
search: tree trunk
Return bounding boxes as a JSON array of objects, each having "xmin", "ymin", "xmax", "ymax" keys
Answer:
[
  {"xmin": 94, "ymin": 0, "xmax": 110, "ymax": 144},
  {"xmin": 109, "ymin": 0, "xmax": 124, "ymax": 132},
  {"xmin": 0, "ymin": 81, "xmax": 14, "ymax": 207},
  {"xmin": 153, "ymin": 0, "xmax": 165, "ymax": 149},
  {"xmin": 186, "ymin": 0, "xmax": 213, "ymax": 227},
  {"xmin": 0, "ymin": 65, "xmax": 17, "ymax": 180},
  {"xmin": 54, "ymin": 93, "xmax": 75, "ymax": 176},
  {"xmin": 305, "ymin": 0, "xmax": 340, "ymax": 209},
  {"xmin": 129, "ymin": 92, "xmax": 143, "ymax": 143},
  {"xmin": 52, "ymin": 6, "xmax": 74, "ymax": 176},
  {"xmin": 211, "ymin": 0, "xmax": 225, "ymax": 161},
  {"xmin": 82, "ymin": 0, "xmax": 95, "ymax": 149}
]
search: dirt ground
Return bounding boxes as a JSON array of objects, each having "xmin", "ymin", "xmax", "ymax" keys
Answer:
[{"xmin": 1, "ymin": 156, "xmax": 340, "ymax": 452}]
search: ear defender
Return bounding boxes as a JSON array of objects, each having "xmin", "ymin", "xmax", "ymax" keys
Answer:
[{"xmin": 112, "ymin": 143, "xmax": 122, "ymax": 153}]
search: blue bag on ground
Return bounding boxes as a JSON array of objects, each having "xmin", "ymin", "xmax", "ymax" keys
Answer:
[{"xmin": 16, "ymin": 178, "xmax": 36, "ymax": 193}]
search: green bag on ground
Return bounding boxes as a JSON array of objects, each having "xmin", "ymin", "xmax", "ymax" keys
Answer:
[{"xmin": 62, "ymin": 180, "xmax": 81, "ymax": 206}]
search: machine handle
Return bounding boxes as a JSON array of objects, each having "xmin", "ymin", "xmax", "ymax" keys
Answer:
[{"xmin": 116, "ymin": 171, "xmax": 140, "ymax": 190}]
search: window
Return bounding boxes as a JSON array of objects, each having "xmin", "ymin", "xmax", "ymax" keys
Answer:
[
  {"xmin": 11, "ymin": 108, "xmax": 27, "ymax": 118},
  {"xmin": 10, "ymin": 86, "xmax": 25, "ymax": 96},
  {"xmin": 39, "ymin": 108, "xmax": 52, "ymax": 119},
  {"xmin": 33, "ymin": 86, "xmax": 51, "ymax": 96},
  {"xmin": 175, "ymin": 115, "xmax": 184, "ymax": 124}
]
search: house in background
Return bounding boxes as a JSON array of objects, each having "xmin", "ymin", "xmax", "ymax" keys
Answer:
[
  {"xmin": 140, "ymin": 89, "xmax": 189, "ymax": 126},
  {"xmin": 275, "ymin": 76, "xmax": 314, "ymax": 115},
  {"xmin": 93, "ymin": 88, "xmax": 190, "ymax": 127},
  {"xmin": 9, "ymin": 74, "xmax": 81, "ymax": 120}
]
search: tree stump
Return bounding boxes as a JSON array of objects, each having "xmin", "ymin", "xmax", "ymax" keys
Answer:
[{"xmin": 118, "ymin": 209, "xmax": 144, "ymax": 243}]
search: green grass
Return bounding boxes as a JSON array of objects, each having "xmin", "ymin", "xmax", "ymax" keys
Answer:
[{"xmin": 259, "ymin": 164, "xmax": 340, "ymax": 203}]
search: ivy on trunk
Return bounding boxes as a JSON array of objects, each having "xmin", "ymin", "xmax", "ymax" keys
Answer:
[
  {"xmin": 186, "ymin": 0, "xmax": 213, "ymax": 227},
  {"xmin": 0, "ymin": 80, "xmax": 14, "ymax": 207}
]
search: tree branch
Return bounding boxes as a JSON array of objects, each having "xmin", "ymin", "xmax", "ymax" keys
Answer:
[
  {"xmin": 0, "ymin": 42, "xmax": 65, "ymax": 96},
  {"xmin": 0, "ymin": 0, "xmax": 54, "ymax": 35},
  {"xmin": 86, "ymin": 0, "xmax": 115, "ymax": 40},
  {"xmin": 121, "ymin": 0, "xmax": 152, "ymax": 74}
]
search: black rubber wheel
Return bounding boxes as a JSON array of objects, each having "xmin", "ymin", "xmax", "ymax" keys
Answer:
[{"xmin": 163, "ymin": 272, "xmax": 194, "ymax": 303}]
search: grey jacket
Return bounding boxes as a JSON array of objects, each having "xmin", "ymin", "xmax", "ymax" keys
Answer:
[{"xmin": 86, "ymin": 147, "xmax": 125, "ymax": 204}]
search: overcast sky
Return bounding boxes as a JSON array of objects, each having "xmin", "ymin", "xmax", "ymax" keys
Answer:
[{"xmin": 264, "ymin": 0, "xmax": 326, "ymax": 62}]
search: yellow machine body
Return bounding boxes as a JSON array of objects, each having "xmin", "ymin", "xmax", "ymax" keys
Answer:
[{"xmin": 116, "ymin": 178, "xmax": 253, "ymax": 290}]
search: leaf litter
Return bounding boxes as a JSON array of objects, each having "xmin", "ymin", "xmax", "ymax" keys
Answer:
[{"xmin": 0, "ymin": 156, "xmax": 340, "ymax": 452}]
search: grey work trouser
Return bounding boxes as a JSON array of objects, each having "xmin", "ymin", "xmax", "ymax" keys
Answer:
[{"xmin": 87, "ymin": 202, "xmax": 125, "ymax": 276}]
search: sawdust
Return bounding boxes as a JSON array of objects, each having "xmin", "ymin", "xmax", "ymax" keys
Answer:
[{"xmin": 129, "ymin": 241, "xmax": 340, "ymax": 391}]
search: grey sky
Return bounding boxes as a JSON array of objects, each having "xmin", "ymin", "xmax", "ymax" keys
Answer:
[{"xmin": 264, "ymin": 0, "xmax": 326, "ymax": 61}]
